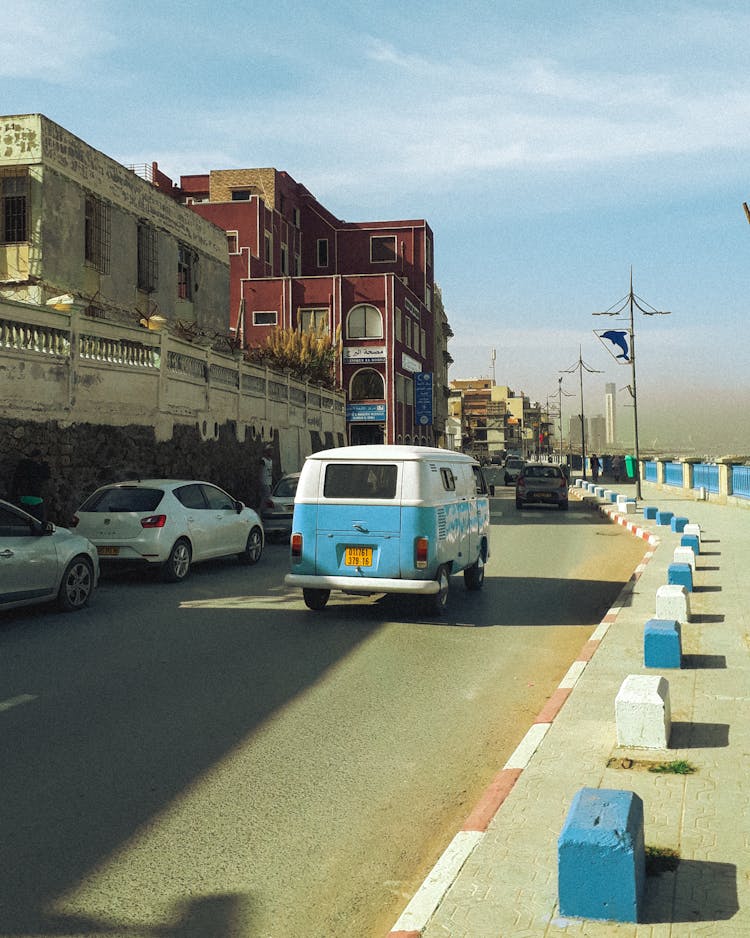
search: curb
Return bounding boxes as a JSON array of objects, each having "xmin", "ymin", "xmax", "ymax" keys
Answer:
[{"xmin": 386, "ymin": 488, "xmax": 659, "ymax": 937}]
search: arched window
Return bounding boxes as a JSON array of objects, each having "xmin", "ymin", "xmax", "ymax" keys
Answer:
[
  {"xmin": 350, "ymin": 368, "xmax": 385, "ymax": 401},
  {"xmin": 347, "ymin": 304, "xmax": 383, "ymax": 339}
]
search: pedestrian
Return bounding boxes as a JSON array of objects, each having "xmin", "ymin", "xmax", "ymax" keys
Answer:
[
  {"xmin": 611, "ymin": 454, "xmax": 624, "ymax": 483},
  {"xmin": 590, "ymin": 453, "xmax": 601, "ymax": 483},
  {"xmin": 259, "ymin": 443, "xmax": 274, "ymax": 507},
  {"xmin": 11, "ymin": 449, "xmax": 51, "ymax": 522}
]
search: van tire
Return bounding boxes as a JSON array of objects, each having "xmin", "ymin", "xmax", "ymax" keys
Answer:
[
  {"xmin": 303, "ymin": 588, "xmax": 330, "ymax": 610},
  {"xmin": 426, "ymin": 566, "xmax": 450, "ymax": 615},
  {"xmin": 464, "ymin": 554, "xmax": 485, "ymax": 591}
]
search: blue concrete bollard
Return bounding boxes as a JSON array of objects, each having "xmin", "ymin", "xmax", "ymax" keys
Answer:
[
  {"xmin": 644, "ymin": 619, "xmax": 682, "ymax": 668},
  {"xmin": 671, "ymin": 516, "xmax": 689, "ymax": 533},
  {"xmin": 643, "ymin": 506, "xmax": 658, "ymax": 520},
  {"xmin": 608, "ymin": 491, "xmax": 619, "ymax": 502},
  {"xmin": 656, "ymin": 510, "xmax": 674, "ymax": 526},
  {"xmin": 558, "ymin": 788, "xmax": 645, "ymax": 922},
  {"xmin": 595, "ymin": 486, "xmax": 605, "ymax": 498},
  {"xmin": 681, "ymin": 534, "xmax": 701, "ymax": 556},
  {"xmin": 668, "ymin": 562, "xmax": 693, "ymax": 592}
]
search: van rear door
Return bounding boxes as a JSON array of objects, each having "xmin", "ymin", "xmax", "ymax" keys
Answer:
[{"xmin": 314, "ymin": 462, "xmax": 402, "ymax": 579}]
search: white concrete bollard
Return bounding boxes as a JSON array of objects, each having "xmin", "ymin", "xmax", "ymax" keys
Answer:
[
  {"xmin": 683, "ymin": 523, "xmax": 702, "ymax": 548},
  {"xmin": 616, "ymin": 674, "xmax": 671, "ymax": 749},
  {"xmin": 617, "ymin": 497, "xmax": 636, "ymax": 514},
  {"xmin": 673, "ymin": 546, "xmax": 696, "ymax": 572},
  {"xmin": 655, "ymin": 584, "xmax": 691, "ymax": 623}
]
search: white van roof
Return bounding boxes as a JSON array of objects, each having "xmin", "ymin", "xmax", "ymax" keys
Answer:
[{"xmin": 304, "ymin": 445, "xmax": 478, "ymax": 464}]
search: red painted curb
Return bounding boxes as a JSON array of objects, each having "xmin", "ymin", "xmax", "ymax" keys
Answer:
[{"xmin": 462, "ymin": 767, "xmax": 523, "ymax": 832}]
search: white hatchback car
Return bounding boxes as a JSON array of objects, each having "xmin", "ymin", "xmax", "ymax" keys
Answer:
[
  {"xmin": 0, "ymin": 499, "xmax": 99, "ymax": 612},
  {"xmin": 73, "ymin": 480, "xmax": 264, "ymax": 581}
]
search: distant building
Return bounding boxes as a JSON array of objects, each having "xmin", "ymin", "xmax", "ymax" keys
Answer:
[{"xmin": 147, "ymin": 165, "xmax": 451, "ymax": 446}]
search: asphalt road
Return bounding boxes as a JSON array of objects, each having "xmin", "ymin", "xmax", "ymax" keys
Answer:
[{"xmin": 0, "ymin": 490, "xmax": 648, "ymax": 938}]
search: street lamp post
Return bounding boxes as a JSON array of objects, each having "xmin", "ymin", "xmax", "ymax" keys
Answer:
[
  {"xmin": 561, "ymin": 349, "xmax": 602, "ymax": 479},
  {"xmin": 594, "ymin": 269, "xmax": 671, "ymax": 500}
]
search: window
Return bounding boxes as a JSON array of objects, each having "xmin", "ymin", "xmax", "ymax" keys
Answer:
[
  {"xmin": 253, "ymin": 310, "xmax": 278, "ymax": 326},
  {"xmin": 317, "ymin": 239, "xmax": 329, "ymax": 267},
  {"xmin": 426, "ymin": 236, "xmax": 433, "ymax": 268},
  {"xmin": 347, "ymin": 304, "xmax": 383, "ymax": 339},
  {"xmin": 395, "ymin": 307, "xmax": 402, "ymax": 341},
  {"xmin": 84, "ymin": 194, "xmax": 111, "ymax": 274},
  {"xmin": 405, "ymin": 318, "xmax": 412, "ymax": 349},
  {"xmin": 299, "ymin": 307, "xmax": 329, "ymax": 332},
  {"xmin": 350, "ymin": 368, "xmax": 384, "ymax": 401},
  {"xmin": 280, "ymin": 243, "xmax": 289, "ymax": 275},
  {"xmin": 440, "ymin": 468, "xmax": 456, "ymax": 491},
  {"xmin": 293, "ymin": 207, "xmax": 301, "ymax": 228},
  {"xmin": 137, "ymin": 222, "xmax": 158, "ymax": 292},
  {"xmin": 177, "ymin": 243, "xmax": 193, "ymax": 300},
  {"xmin": 1, "ymin": 172, "xmax": 29, "ymax": 243},
  {"xmin": 227, "ymin": 231, "xmax": 239, "ymax": 254},
  {"xmin": 264, "ymin": 231, "xmax": 272, "ymax": 264},
  {"xmin": 294, "ymin": 252, "xmax": 301, "ymax": 276},
  {"xmin": 201, "ymin": 484, "xmax": 236, "ymax": 510},
  {"xmin": 370, "ymin": 234, "xmax": 396, "ymax": 263},
  {"xmin": 324, "ymin": 464, "xmax": 397, "ymax": 500},
  {"xmin": 231, "ymin": 190, "xmax": 251, "ymax": 201},
  {"xmin": 472, "ymin": 466, "xmax": 488, "ymax": 495}
]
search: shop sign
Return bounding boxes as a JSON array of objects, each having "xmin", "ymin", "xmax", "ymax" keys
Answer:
[
  {"xmin": 346, "ymin": 403, "xmax": 387, "ymax": 422},
  {"xmin": 343, "ymin": 346, "xmax": 386, "ymax": 363},
  {"xmin": 401, "ymin": 352, "xmax": 422, "ymax": 373},
  {"xmin": 414, "ymin": 372, "xmax": 433, "ymax": 426}
]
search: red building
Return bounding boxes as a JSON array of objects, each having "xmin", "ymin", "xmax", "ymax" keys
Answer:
[{"xmin": 153, "ymin": 166, "xmax": 451, "ymax": 446}]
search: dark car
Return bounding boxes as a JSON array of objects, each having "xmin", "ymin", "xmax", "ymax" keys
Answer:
[
  {"xmin": 261, "ymin": 472, "xmax": 300, "ymax": 541},
  {"xmin": 515, "ymin": 463, "xmax": 569, "ymax": 510}
]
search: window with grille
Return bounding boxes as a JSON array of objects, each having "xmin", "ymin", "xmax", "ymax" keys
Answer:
[
  {"xmin": 84, "ymin": 194, "xmax": 111, "ymax": 273},
  {"xmin": 137, "ymin": 222, "xmax": 158, "ymax": 292},
  {"xmin": 316, "ymin": 238, "xmax": 328, "ymax": 267},
  {"xmin": 1, "ymin": 172, "xmax": 29, "ymax": 243},
  {"xmin": 177, "ymin": 243, "xmax": 193, "ymax": 300}
]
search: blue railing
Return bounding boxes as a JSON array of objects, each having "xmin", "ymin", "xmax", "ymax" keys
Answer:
[
  {"xmin": 644, "ymin": 461, "xmax": 658, "ymax": 482},
  {"xmin": 664, "ymin": 462, "xmax": 683, "ymax": 487},
  {"xmin": 731, "ymin": 465, "xmax": 750, "ymax": 499},
  {"xmin": 693, "ymin": 463, "xmax": 720, "ymax": 494}
]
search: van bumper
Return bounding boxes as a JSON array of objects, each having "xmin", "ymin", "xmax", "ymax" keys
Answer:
[{"xmin": 284, "ymin": 573, "xmax": 439, "ymax": 595}]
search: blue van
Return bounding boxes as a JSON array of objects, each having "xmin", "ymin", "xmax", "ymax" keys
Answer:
[{"xmin": 285, "ymin": 445, "xmax": 491, "ymax": 612}]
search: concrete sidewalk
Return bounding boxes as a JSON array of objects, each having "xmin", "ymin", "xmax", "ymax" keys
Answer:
[{"xmin": 389, "ymin": 481, "xmax": 750, "ymax": 937}]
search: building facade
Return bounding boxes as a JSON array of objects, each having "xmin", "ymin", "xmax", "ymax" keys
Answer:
[{"xmin": 148, "ymin": 165, "xmax": 450, "ymax": 446}]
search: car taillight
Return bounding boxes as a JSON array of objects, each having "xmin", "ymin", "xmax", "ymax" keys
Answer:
[
  {"xmin": 141, "ymin": 514, "xmax": 167, "ymax": 528},
  {"xmin": 517, "ymin": 477, "xmax": 526, "ymax": 489},
  {"xmin": 70, "ymin": 515, "xmax": 80, "ymax": 527},
  {"xmin": 415, "ymin": 536, "xmax": 429, "ymax": 569},
  {"xmin": 291, "ymin": 533, "xmax": 303, "ymax": 560}
]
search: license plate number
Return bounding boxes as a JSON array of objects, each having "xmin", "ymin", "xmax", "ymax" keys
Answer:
[
  {"xmin": 345, "ymin": 547, "xmax": 372, "ymax": 567},
  {"xmin": 98, "ymin": 546, "xmax": 120, "ymax": 556}
]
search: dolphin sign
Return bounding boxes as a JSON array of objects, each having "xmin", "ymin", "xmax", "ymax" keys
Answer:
[{"xmin": 596, "ymin": 329, "xmax": 630, "ymax": 363}]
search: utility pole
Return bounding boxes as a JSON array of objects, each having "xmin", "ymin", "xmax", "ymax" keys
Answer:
[
  {"xmin": 561, "ymin": 349, "xmax": 602, "ymax": 479},
  {"xmin": 594, "ymin": 268, "xmax": 671, "ymax": 500}
]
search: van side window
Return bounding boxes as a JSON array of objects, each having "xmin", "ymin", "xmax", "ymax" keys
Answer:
[
  {"xmin": 472, "ymin": 466, "xmax": 488, "ymax": 495},
  {"xmin": 324, "ymin": 464, "xmax": 398, "ymax": 499},
  {"xmin": 440, "ymin": 468, "xmax": 455, "ymax": 491}
]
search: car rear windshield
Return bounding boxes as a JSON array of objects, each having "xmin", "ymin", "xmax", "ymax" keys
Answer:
[
  {"xmin": 274, "ymin": 477, "xmax": 299, "ymax": 498},
  {"xmin": 80, "ymin": 487, "xmax": 164, "ymax": 512},
  {"xmin": 323, "ymin": 464, "xmax": 398, "ymax": 499},
  {"xmin": 524, "ymin": 466, "xmax": 563, "ymax": 478}
]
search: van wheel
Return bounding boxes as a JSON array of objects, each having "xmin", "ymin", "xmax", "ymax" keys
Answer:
[
  {"xmin": 464, "ymin": 554, "xmax": 485, "ymax": 591},
  {"xmin": 426, "ymin": 566, "xmax": 449, "ymax": 615},
  {"xmin": 303, "ymin": 588, "xmax": 330, "ymax": 610}
]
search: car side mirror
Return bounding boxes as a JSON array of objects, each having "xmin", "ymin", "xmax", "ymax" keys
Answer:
[
  {"xmin": 234, "ymin": 500, "xmax": 244, "ymax": 513},
  {"xmin": 41, "ymin": 521, "xmax": 55, "ymax": 536}
]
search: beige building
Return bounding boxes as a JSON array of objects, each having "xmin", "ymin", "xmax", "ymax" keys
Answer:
[{"xmin": 0, "ymin": 114, "xmax": 229, "ymax": 333}]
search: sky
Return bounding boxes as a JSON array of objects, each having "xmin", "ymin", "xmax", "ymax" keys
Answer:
[{"xmin": 4, "ymin": 0, "xmax": 750, "ymax": 455}]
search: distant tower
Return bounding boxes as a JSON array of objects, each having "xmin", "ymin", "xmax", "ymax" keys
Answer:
[{"xmin": 605, "ymin": 382, "xmax": 617, "ymax": 446}]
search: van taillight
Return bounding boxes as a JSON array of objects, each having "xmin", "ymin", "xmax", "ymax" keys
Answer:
[
  {"xmin": 415, "ymin": 536, "xmax": 429, "ymax": 569},
  {"xmin": 291, "ymin": 533, "xmax": 303, "ymax": 560},
  {"xmin": 141, "ymin": 514, "xmax": 167, "ymax": 528}
]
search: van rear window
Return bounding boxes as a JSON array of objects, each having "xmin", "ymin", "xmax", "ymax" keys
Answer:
[{"xmin": 323, "ymin": 464, "xmax": 397, "ymax": 499}]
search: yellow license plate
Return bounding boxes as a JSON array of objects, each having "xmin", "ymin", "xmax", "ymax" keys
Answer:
[
  {"xmin": 98, "ymin": 546, "xmax": 120, "ymax": 556},
  {"xmin": 345, "ymin": 547, "xmax": 372, "ymax": 567}
]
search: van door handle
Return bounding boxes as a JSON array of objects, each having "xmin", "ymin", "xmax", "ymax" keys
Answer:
[{"xmin": 353, "ymin": 524, "xmax": 368, "ymax": 533}]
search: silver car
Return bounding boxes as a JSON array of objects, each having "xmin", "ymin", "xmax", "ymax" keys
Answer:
[
  {"xmin": 0, "ymin": 499, "xmax": 99, "ymax": 612},
  {"xmin": 260, "ymin": 472, "xmax": 300, "ymax": 541},
  {"xmin": 73, "ymin": 480, "xmax": 264, "ymax": 581},
  {"xmin": 515, "ymin": 463, "xmax": 569, "ymax": 510}
]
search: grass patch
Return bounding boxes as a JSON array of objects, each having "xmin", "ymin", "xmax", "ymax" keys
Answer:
[
  {"xmin": 646, "ymin": 845, "xmax": 680, "ymax": 876},
  {"xmin": 647, "ymin": 759, "xmax": 696, "ymax": 775}
]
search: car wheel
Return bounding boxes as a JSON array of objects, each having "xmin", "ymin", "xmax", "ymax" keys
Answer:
[
  {"xmin": 464, "ymin": 553, "xmax": 485, "ymax": 591},
  {"xmin": 239, "ymin": 526, "xmax": 263, "ymax": 565},
  {"xmin": 303, "ymin": 588, "xmax": 330, "ymax": 610},
  {"xmin": 57, "ymin": 556, "xmax": 94, "ymax": 612},
  {"xmin": 162, "ymin": 538, "xmax": 192, "ymax": 582},
  {"xmin": 426, "ymin": 566, "xmax": 450, "ymax": 615}
]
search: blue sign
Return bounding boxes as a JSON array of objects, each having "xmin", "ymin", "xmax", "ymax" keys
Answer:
[
  {"xmin": 414, "ymin": 372, "xmax": 433, "ymax": 426},
  {"xmin": 346, "ymin": 403, "xmax": 387, "ymax": 422}
]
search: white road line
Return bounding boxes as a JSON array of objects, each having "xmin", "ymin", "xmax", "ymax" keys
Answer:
[
  {"xmin": 0, "ymin": 694, "xmax": 37, "ymax": 713},
  {"xmin": 390, "ymin": 830, "xmax": 483, "ymax": 933}
]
